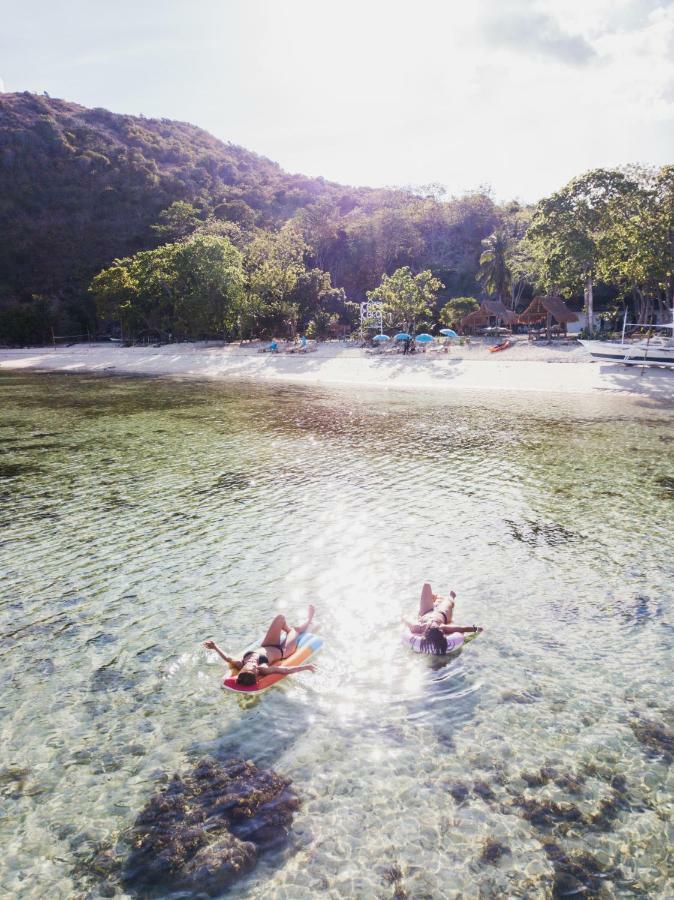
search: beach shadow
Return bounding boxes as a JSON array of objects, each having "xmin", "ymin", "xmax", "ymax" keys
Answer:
[
  {"xmin": 366, "ymin": 352, "xmax": 464, "ymax": 382},
  {"xmin": 594, "ymin": 364, "xmax": 674, "ymax": 408}
]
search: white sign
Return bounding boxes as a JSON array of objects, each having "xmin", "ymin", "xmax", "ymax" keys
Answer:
[{"xmin": 360, "ymin": 301, "xmax": 383, "ymax": 330}]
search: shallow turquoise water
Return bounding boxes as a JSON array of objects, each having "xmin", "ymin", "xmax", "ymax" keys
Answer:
[{"xmin": 1, "ymin": 372, "xmax": 672, "ymax": 898}]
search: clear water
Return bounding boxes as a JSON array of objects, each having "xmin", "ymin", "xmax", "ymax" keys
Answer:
[{"xmin": 1, "ymin": 372, "xmax": 672, "ymax": 899}]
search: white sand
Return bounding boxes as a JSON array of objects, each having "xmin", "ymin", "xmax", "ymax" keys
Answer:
[{"xmin": 1, "ymin": 338, "xmax": 673, "ymax": 400}]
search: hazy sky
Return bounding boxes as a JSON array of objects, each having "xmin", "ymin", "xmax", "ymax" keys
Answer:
[{"xmin": 1, "ymin": 0, "xmax": 673, "ymax": 201}]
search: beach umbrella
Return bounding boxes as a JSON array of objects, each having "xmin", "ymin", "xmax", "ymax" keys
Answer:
[
  {"xmin": 394, "ymin": 332, "xmax": 412, "ymax": 341},
  {"xmin": 439, "ymin": 328, "xmax": 458, "ymax": 338},
  {"xmin": 372, "ymin": 334, "xmax": 390, "ymax": 342},
  {"xmin": 415, "ymin": 333, "xmax": 434, "ymax": 343}
]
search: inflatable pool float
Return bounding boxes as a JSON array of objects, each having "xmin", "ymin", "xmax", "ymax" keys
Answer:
[
  {"xmin": 402, "ymin": 628, "xmax": 479, "ymax": 656},
  {"xmin": 489, "ymin": 340, "xmax": 511, "ymax": 353},
  {"xmin": 222, "ymin": 631, "xmax": 323, "ymax": 693}
]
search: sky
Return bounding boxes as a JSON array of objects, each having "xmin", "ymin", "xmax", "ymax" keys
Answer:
[{"xmin": 1, "ymin": 0, "xmax": 673, "ymax": 202}]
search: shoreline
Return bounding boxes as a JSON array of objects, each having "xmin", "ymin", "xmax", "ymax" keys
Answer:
[{"xmin": 1, "ymin": 340, "xmax": 673, "ymax": 401}]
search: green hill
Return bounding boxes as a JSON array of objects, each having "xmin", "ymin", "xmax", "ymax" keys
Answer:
[{"xmin": 0, "ymin": 92, "xmax": 499, "ymax": 343}]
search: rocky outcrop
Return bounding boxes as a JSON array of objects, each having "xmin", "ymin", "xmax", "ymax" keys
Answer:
[{"xmin": 121, "ymin": 756, "xmax": 299, "ymax": 896}]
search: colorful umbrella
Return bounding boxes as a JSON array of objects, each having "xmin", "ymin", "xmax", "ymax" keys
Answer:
[
  {"xmin": 394, "ymin": 332, "xmax": 412, "ymax": 341},
  {"xmin": 439, "ymin": 328, "xmax": 458, "ymax": 338},
  {"xmin": 415, "ymin": 333, "xmax": 434, "ymax": 343},
  {"xmin": 372, "ymin": 334, "xmax": 390, "ymax": 342}
]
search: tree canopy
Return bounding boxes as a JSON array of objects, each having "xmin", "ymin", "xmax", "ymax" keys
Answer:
[
  {"xmin": 366, "ymin": 267, "xmax": 444, "ymax": 332},
  {"xmin": 91, "ymin": 235, "xmax": 245, "ymax": 339},
  {"xmin": 1, "ymin": 92, "xmax": 673, "ymax": 345}
]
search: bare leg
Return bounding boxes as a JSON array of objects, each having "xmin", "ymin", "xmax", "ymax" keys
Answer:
[
  {"xmin": 261, "ymin": 614, "xmax": 289, "ymax": 648},
  {"xmin": 281, "ymin": 604, "xmax": 315, "ymax": 657},
  {"xmin": 418, "ymin": 583, "xmax": 434, "ymax": 618}
]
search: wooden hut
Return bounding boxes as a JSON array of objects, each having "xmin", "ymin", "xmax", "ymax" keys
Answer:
[
  {"xmin": 518, "ymin": 296, "xmax": 578, "ymax": 340},
  {"xmin": 460, "ymin": 300, "xmax": 516, "ymax": 333},
  {"xmin": 460, "ymin": 307, "xmax": 491, "ymax": 333},
  {"xmin": 481, "ymin": 300, "xmax": 517, "ymax": 325}
]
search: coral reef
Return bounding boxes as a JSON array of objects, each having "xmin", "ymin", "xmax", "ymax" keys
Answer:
[{"xmin": 120, "ymin": 756, "xmax": 299, "ymax": 896}]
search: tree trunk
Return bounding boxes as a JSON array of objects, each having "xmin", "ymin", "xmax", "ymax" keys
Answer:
[{"xmin": 584, "ymin": 276, "xmax": 594, "ymax": 333}]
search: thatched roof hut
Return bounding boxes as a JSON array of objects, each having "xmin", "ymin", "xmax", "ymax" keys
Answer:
[
  {"xmin": 460, "ymin": 307, "xmax": 491, "ymax": 330},
  {"xmin": 518, "ymin": 296, "xmax": 579, "ymax": 326},
  {"xmin": 481, "ymin": 300, "xmax": 518, "ymax": 325},
  {"xmin": 460, "ymin": 300, "xmax": 517, "ymax": 331}
]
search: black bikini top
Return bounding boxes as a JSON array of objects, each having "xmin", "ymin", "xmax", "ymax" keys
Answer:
[
  {"xmin": 421, "ymin": 609, "xmax": 448, "ymax": 625},
  {"xmin": 243, "ymin": 650, "xmax": 269, "ymax": 665}
]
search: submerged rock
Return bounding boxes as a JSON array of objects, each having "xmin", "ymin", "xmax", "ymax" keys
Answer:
[
  {"xmin": 122, "ymin": 756, "xmax": 299, "ymax": 896},
  {"xmin": 473, "ymin": 780, "xmax": 497, "ymax": 802},
  {"xmin": 382, "ymin": 863, "xmax": 404, "ymax": 884},
  {"xmin": 542, "ymin": 842, "xmax": 619, "ymax": 898},
  {"xmin": 449, "ymin": 782, "xmax": 470, "ymax": 803},
  {"xmin": 630, "ymin": 714, "xmax": 674, "ymax": 764},
  {"xmin": 655, "ymin": 475, "xmax": 674, "ymax": 498},
  {"xmin": 513, "ymin": 796, "xmax": 583, "ymax": 829},
  {"xmin": 521, "ymin": 767, "xmax": 558, "ymax": 789},
  {"xmin": 480, "ymin": 838, "xmax": 511, "ymax": 865},
  {"xmin": 501, "ymin": 689, "xmax": 540, "ymax": 705},
  {"xmin": 0, "ymin": 765, "xmax": 31, "ymax": 797},
  {"xmin": 554, "ymin": 771, "xmax": 585, "ymax": 795}
]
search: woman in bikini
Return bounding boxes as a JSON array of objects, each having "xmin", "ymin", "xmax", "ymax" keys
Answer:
[
  {"xmin": 403, "ymin": 583, "xmax": 482, "ymax": 654},
  {"xmin": 203, "ymin": 605, "xmax": 316, "ymax": 687}
]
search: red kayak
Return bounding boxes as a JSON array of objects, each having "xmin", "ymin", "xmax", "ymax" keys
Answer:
[{"xmin": 489, "ymin": 340, "xmax": 511, "ymax": 353}]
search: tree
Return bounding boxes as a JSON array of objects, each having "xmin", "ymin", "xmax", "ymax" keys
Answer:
[
  {"xmin": 477, "ymin": 229, "xmax": 511, "ymax": 304},
  {"xmin": 597, "ymin": 166, "xmax": 674, "ymax": 324},
  {"xmin": 439, "ymin": 297, "xmax": 479, "ymax": 328},
  {"xmin": 524, "ymin": 169, "xmax": 638, "ymax": 331},
  {"xmin": 172, "ymin": 235, "xmax": 245, "ymax": 336},
  {"xmin": 290, "ymin": 268, "xmax": 346, "ymax": 330},
  {"xmin": 90, "ymin": 235, "xmax": 244, "ymax": 339},
  {"xmin": 152, "ymin": 202, "xmax": 203, "ymax": 242},
  {"xmin": 244, "ymin": 226, "xmax": 308, "ymax": 335},
  {"xmin": 366, "ymin": 266, "xmax": 443, "ymax": 332}
]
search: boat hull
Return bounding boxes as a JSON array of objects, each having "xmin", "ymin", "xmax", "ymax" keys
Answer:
[{"xmin": 578, "ymin": 339, "xmax": 674, "ymax": 368}]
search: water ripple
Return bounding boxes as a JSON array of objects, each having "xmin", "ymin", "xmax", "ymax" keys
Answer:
[{"xmin": 0, "ymin": 373, "xmax": 672, "ymax": 899}]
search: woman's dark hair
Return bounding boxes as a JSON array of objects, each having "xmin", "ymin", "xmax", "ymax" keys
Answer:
[
  {"xmin": 420, "ymin": 625, "xmax": 448, "ymax": 655},
  {"xmin": 237, "ymin": 670, "xmax": 257, "ymax": 686}
]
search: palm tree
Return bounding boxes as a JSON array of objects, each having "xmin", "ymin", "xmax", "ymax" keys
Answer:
[{"xmin": 478, "ymin": 229, "xmax": 512, "ymax": 306}]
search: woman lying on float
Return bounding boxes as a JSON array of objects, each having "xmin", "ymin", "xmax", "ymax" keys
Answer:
[{"xmin": 402, "ymin": 582, "xmax": 483, "ymax": 655}]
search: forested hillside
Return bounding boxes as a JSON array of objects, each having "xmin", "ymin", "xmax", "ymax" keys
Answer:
[
  {"xmin": 0, "ymin": 92, "xmax": 500, "ymax": 343},
  {"xmin": 1, "ymin": 92, "xmax": 671, "ymax": 345}
]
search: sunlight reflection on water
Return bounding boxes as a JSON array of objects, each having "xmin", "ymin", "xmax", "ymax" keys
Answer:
[{"xmin": 0, "ymin": 372, "xmax": 672, "ymax": 898}]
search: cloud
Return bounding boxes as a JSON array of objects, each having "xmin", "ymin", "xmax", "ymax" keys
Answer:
[
  {"xmin": 483, "ymin": 9, "xmax": 597, "ymax": 65},
  {"xmin": 0, "ymin": 76, "xmax": 4, "ymax": 92}
]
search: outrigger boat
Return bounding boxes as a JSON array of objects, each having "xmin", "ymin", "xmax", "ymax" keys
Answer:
[{"xmin": 578, "ymin": 311, "xmax": 674, "ymax": 368}]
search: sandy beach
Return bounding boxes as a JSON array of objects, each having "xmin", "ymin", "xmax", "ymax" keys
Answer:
[{"xmin": 1, "ymin": 338, "xmax": 673, "ymax": 400}]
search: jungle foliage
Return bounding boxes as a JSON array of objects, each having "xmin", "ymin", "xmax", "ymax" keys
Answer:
[{"xmin": 1, "ymin": 92, "xmax": 672, "ymax": 344}]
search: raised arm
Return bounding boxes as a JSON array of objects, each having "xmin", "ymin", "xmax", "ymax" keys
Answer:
[
  {"xmin": 202, "ymin": 639, "xmax": 242, "ymax": 669},
  {"xmin": 439, "ymin": 624, "xmax": 482, "ymax": 635},
  {"xmin": 402, "ymin": 618, "xmax": 425, "ymax": 634}
]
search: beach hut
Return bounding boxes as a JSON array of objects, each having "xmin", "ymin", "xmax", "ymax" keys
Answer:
[
  {"xmin": 460, "ymin": 307, "xmax": 491, "ymax": 333},
  {"xmin": 460, "ymin": 301, "xmax": 516, "ymax": 334},
  {"xmin": 481, "ymin": 300, "xmax": 518, "ymax": 326},
  {"xmin": 518, "ymin": 296, "xmax": 579, "ymax": 341}
]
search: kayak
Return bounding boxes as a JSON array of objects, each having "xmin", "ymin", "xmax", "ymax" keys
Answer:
[{"xmin": 489, "ymin": 340, "xmax": 511, "ymax": 353}]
